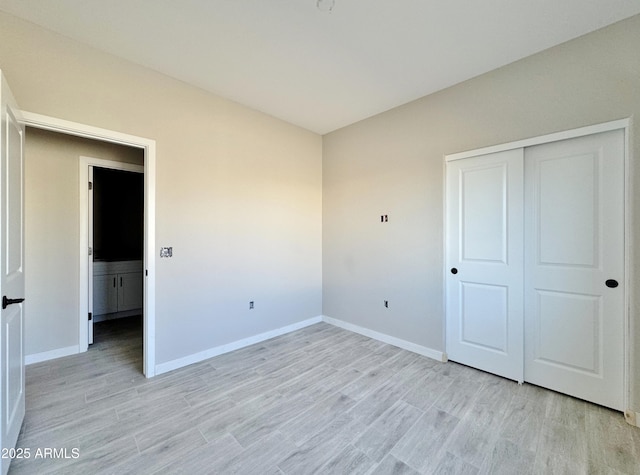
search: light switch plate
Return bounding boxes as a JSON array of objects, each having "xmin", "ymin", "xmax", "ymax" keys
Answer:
[{"xmin": 160, "ymin": 247, "xmax": 173, "ymax": 258}]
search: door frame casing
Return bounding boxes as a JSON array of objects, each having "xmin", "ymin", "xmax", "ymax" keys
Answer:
[
  {"xmin": 80, "ymin": 157, "xmax": 144, "ymax": 346},
  {"xmin": 444, "ymin": 118, "xmax": 632, "ymax": 413},
  {"xmin": 20, "ymin": 111, "xmax": 157, "ymax": 377}
]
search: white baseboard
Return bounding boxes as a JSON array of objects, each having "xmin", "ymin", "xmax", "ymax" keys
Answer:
[
  {"xmin": 321, "ymin": 315, "xmax": 447, "ymax": 363},
  {"xmin": 26, "ymin": 345, "xmax": 80, "ymax": 365},
  {"xmin": 624, "ymin": 410, "xmax": 640, "ymax": 427},
  {"xmin": 155, "ymin": 316, "xmax": 323, "ymax": 375}
]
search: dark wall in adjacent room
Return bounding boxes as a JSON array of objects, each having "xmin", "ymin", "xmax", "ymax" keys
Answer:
[{"xmin": 93, "ymin": 167, "xmax": 143, "ymax": 261}]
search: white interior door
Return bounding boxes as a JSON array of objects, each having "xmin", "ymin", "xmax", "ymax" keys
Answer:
[
  {"xmin": 524, "ymin": 130, "xmax": 624, "ymax": 410},
  {"xmin": 0, "ymin": 72, "xmax": 25, "ymax": 475},
  {"xmin": 445, "ymin": 149, "xmax": 524, "ymax": 382},
  {"xmin": 88, "ymin": 166, "xmax": 94, "ymax": 344}
]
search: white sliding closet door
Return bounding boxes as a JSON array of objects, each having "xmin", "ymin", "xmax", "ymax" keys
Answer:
[
  {"xmin": 445, "ymin": 149, "xmax": 524, "ymax": 382},
  {"xmin": 524, "ymin": 130, "xmax": 624, "ymax": 410},
  {"xmin": 445, "ymin": 128, "xmax": 625, "ymax": 411}
]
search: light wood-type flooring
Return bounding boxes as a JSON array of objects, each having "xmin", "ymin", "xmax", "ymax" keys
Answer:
[{"xmin": 9, "ymin": 318, "xmax": 640, "ymax": 474}]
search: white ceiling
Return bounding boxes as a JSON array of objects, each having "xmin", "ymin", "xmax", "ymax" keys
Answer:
[{"xmin": 1, "ymin": 1, "xmax": 639, "ymax": 134}]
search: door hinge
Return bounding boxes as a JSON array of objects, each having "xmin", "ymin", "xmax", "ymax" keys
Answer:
[
  {"xmin": 88, "ymin": 246, "xmax": 93, "ymax": 256},
  {"xmin": 88, "ymin": 181, "xmax": 93, "ymax": 190},
  {"xmin": 88, "ymin": 312, "xmax": 92, "ymax": 321}
]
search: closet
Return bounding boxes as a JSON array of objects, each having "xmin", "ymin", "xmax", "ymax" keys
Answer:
[{"xmin": 445, "ymin": 127, "xmax": 625, "ymax": 411}]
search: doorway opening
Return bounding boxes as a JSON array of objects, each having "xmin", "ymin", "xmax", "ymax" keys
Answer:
[
  {"xmin": 22, "ymin": 111, "xmax": 157, "ymax": 377},
  {"xmin": 87, "ymin": 162, "xmax": 144, "ymax": 354}
]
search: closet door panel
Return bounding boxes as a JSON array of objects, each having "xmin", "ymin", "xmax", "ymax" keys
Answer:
[
  {"xmin": 445, "ymin": 149, "xmax": 524, "ymax": 382},
  {"xmin": 524, "ymin": 130, "xmax": 624, "ymax": 410}
]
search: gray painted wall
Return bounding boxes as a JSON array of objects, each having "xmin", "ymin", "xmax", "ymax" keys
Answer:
[
  {"xmin": 323, "ymin": 15, "xmax": 640, "ymax": 411},
  {"xmin": 25, "ymin": 128, "xmax": 143, "ymax": 355},
  {"xmin": 0, "ymin": 12, "xmax": 323, "ymax": 365}
]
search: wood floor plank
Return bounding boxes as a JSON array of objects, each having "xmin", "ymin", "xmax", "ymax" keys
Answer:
[
  {"xmin": 115, "ymin": 393, "xmax": 191, "ymax": 424},
  {"xmin": 433, "ymin": 376, "xmax": 482, "ymax": 419},
  {"xmin": 56, "ymin": 435, "xmax": 139, "ymax": 475},
  {"xmin": 231, "ymin": 393, "xmax": 314, "ymax": 447},
  {"xmin": 348, "ymin": 345, "xmax": 403, "ymax": 372},
  {"xmin": 133, "ymin": 374, "xmax": 208, "ymax": 403},
  {"xmin": 354, "ymin": 400, "xmax": 423, "ymax": 463},
  {"xmin": 370, "ymin": 454, "xmax": 421, "ymax": 475},
  {"xmin": 133, "ymin": 396, "xmax": 236, "ymax": 452},
  {"xmin": 275, "ymin": 363, "xmax": 337, "ymax": 399},
  {"xmin": 544, "ymin": 391, "xmax": 587, "ymax": 430},
  {"xmin": 10, "ymin": 319, "xmax": 639, "ymax": 475},
  {"xmin": 497, "ymin": 395, "xmax": 545, "ymax": 452},
  {"xmin": 391, "ymin": 408, "xmax": 460, "ymax": 473},
  {"xmin": 303, "ymin": 367, "xmax": 363, "ymax": 403},
  {"xmin": 347, "ymin": 379, "xmax": 409, "ymax": 426},
  {"xmin": 19, "ymin": 406, "xmax": 119, "ymax": 450},
  {"xmin": 26, "ymin": 387, "xmax": 137, "ymax": 435},
  {"xmin": 321, "ymin": 341, "xmax": 378, "ymax": 370},
  {"xmin": 429, "ymin": 451, "xmax": 479, "ymax": 475},
  {"xmin": 401, "ymin": 370, "xmax": 454, "ymax": 411},
  {"xmin": 532, "ymin": 448, "xmax": 588, "ymax": 474},
  {"xmin": 464, "ymin": 377, "xmax": 512, "ymax": 433},
  {"xmin": 586, "ymin": 405, "xmax": 639, "ymax": 474},
  {"xmin": 279, "ymin": 391, "xmax": 357, "ymax": 444},
  {"xmin": 537, "ymin": 419, "xmax": 588, "ymax": 464},
  {"xmin": 197, "ymin": 390, "xmax": 284, "ymax": 442},
  {"xmin": 150, "ymin": 433, "xmax": 244, "ymax": 475},
  {"xmin": 277, "ymin": 414, "xmax": 367, "ymax": 475},
  {"xmin": 186, "ymin": 366, "xmax": 259, "ymax": 406},
  {"xmin": 109, "ymin": 428, "xmax": 207, "ymax": 475},
  {"xmin": 205, "ymin": 366, "xmax": 296, "ymax": 406},
  {"xmin": 214, "ymin": 431, "xmax": 297, "ymax": 475},
  {"xmin": 478, "ymin": 438, "xmax": 535, "ymax": 475},
  {"xmin": 443, "ymin": 419, "xmax": 498, "ymax": 469},
  {"xmin": 319, "ymin": 444, "xmax": 374, "ymax": 474}
]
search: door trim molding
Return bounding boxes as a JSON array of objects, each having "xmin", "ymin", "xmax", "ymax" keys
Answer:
[
  {"xmin": 20, "ymin": 111, "xmax": 157, "ymax": 378},
  {"xmin": 446, "ymin": 118, "xmax": 630, "ymax": 162},
  {"xmin": 79, "ymin": 157, "xmax": 144, "ymax": 350},
  {"xmin": 444, "ymin": 118, "xmax": 632, "ymax": 413}
]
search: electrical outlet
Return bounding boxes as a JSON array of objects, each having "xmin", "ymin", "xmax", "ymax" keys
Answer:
[
  {"xmin": 160, "ymin": 247, "xmax": 173, "ymax": 258},
  {"xmin": 384, "ymin": 300, "xmax": 389, "ymax": 308},
  {"xmin": 249, "ymin": 301, "xmax": 254, "ymax": 309}
]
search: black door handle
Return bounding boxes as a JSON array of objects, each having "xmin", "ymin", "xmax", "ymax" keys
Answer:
[
  {"xmin": 605, "ymin": 279, "xmax": 619, "ymax": 288},
  {"xmin": 451, "ymin": 268, "xmax": 458, "ymax": 275},
  {"xmin": 2, "ymin": 296, "xmax": 24, "ymax": 310}
]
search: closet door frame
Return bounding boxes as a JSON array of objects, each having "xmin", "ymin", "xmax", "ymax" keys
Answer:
[{"xmin": 444, "ymin": 118, "xmax": 631, "ymax": 412}]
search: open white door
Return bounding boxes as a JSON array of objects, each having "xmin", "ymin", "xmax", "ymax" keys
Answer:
[
  {"xmin": 0, "ymin": 71, "xmax": 25, "ymax": 475},
  {"xmin": 88, "ymin": 166, "xmax": 94, "ymax": 344},
  {"xmin": 445, "ymin": 149, "xmax": 524, "ymax": 382}
]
